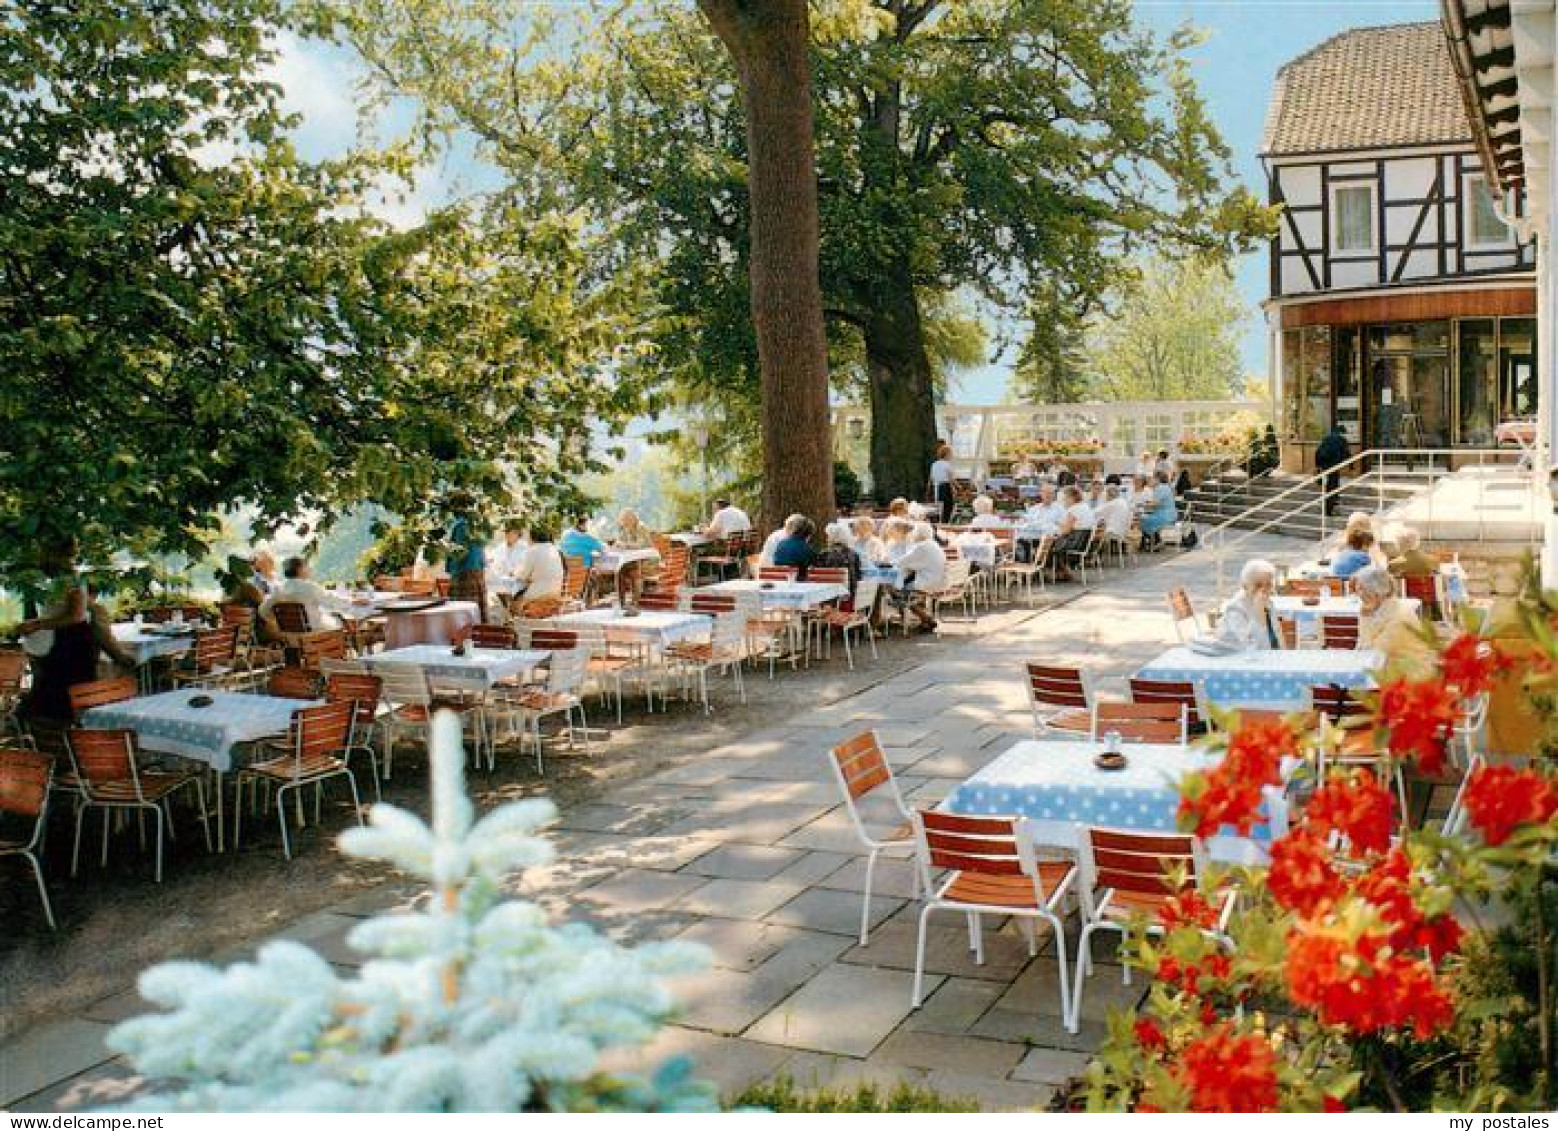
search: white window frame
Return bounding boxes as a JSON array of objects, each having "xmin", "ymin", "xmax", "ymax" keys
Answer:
[
  {"xmin": 1330, "ymin": 182, "xmax": 1376, "ymax": 255},
  {"xmin": 1463, "ymin": 173, "xmax": 1513, "ymax": 248}
]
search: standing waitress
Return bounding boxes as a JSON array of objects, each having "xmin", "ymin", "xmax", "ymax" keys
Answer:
[
  {"xmin": 17, "ymin": 539, "xmax": 98, "ymax": 728},
  {"xmin": 928, "ymin": 442, "xmax": 956, "ymax": 524}
]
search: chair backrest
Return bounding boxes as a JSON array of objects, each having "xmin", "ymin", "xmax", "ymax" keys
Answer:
[
  {"xmin": 66, "ymin": 728, "xmax": 140, "ymax": 796},
  {"xmin": 435, "ymin": 576, "xmax": 452, "ymax": 598},
  {"xmin": 68, "ymin": 676, "xmax": 137, "ymax": 717},
  {"xmin": 399, "ymin": 578, "xmax": 437, "ymax": 597},
  {"xmin": 518, "ymin": 596, "xmax": 562, "ymax": 619},
  {"xmin": 1080, "ymin": 827, "xmax": 1198, "ymax": 913},
  {"xmin": 1322, "ymin": 576, "xmax": 1348, "ymax": 597},
  {"xmin": 1399, "ymin": 573, "xmax": 1442, "ymax": 616},
  {"xmin": 637, "ymin": 591, "xmax": 680, "ymax": 611},
  {"xmin": 1309, "ymin": 682, "xmax": 1368, "ymax": 721},
  {"xmin": 943, "ymin": 544, "xmax": 961, "ymax": 562},
  {"xmin": 546, "ymin": 647, "xmax": 590, "ymax": 694},
  {"xmin": 270, "ymin": 601, "xmax": 312, "ymax": 634},
  {"xmin": 0, "ymin": 746, "xmax": 50, "ymax": 835},
  {"xmin": 1092, "ymin": 701, "xmax": 1187, "ymax": 745},
  {"xmin": 711, "ymin": 612, "xmax": 748, "ymax": 652},
  {"xmin": 268, "ymin": 667, "xmax": 322, "ymax": 699},
  {"xmin": 299, "ymin": 630, "xmax": 348, "ymax": 670},
  {"xmin": 689, "ymin": 592, "xmax": 738, "ymax": 616},
  {"xmin": 1029, "ymin": 532, "xmax": 1055, "ymax": 567},
  {"xmin": 913, "ymin": 811, "xmax": 1049, "ymax": 902},
  {"xmin": 1167, "ymin": 587, "xmax": 1197, "ymax": 640},
  {"xmin": 758, "ymin": 566, "xmax": 796, "ymax": 581},
  {"xmin": 1279, "ymin": 578, "xmax": 1321, "ymax": 598},
  {"xmin": 562, "ymin": 556, "xmax": 589, "ymax": 599},
  {"xmin": 828, "ymin": 732, "xmax": 897, "ymax": 807},
  {"xmin": 807, "ymin": 566, "xmax": 849, "ymax": 587},
  {"xmin": 283, "ymin": 701, "xmax": 356, "ymax": 771},
  {"xmin": 318, "ymin": 657, "xmax": 368, "ymax": 679},
  {"xmin": 1276, "ymin": 615, "xmax": 1299, "ymax": 650},
  {"xmin": 469, "ymin": 623, "xmax": 518, "ymax": 649},
  {"xmin": 189, "ymin": 626, "xmax": 239, "ymax": 671},
  {"xmin": 143, "ymin": 604, "xmax": 205, "ymax": 624},
  {"xmin": 0, "ymin": 648, "xmax": 24, "ymax": 687},
  {"xmin": 1128, "ymin": 677, "xmax": 1203, "ymax": 732},
  {"xmin": 852, "ymin": 577, "xmax": 881, "ymax": 617},
  {"xmin": 219, "ymin": 604, "xmax": 256, "ymax": 640},
  {"xmin": 530, "ymin": 627, "xmax": 578, "ymax": 651},
  {"xmin": 1321, "ymin": 614, "xmax": 1359, "ymax": 650},
  {"xmin": 1027, "ymin": 663, "xmax": 1090, "ymax": 712},
  {"xmin": 325, "ymin": 672, "xmax": 383, "ymax": 729},
  {"xmin": 372, "ymin": 662, "xmax": 431, "ymax": 707}
]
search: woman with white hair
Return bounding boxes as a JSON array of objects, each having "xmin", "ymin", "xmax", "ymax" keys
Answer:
[
  {"xmin": 968, "ymin": 495, "xmax": 1006, "ymax": 530},
  {"xmin": 897, "ymin": 522, "xmax": 947, "ymax": 631},
  {"xmin": 1216, "ymin": 559, "xmax": 1281, "ymax": 650},
  {"xmin": 1353, "ymin": 565, "xmax": 1435, "ymax": 676},
  {"xmin": 881, "ymin": 517, "xmax": 914, "ymax": 562},
  {"xmin": 850, "ymin": 516, "xmax": 886, "ymax": 563}
]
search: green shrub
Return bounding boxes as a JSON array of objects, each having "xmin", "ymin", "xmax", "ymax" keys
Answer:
[{"xmin": 732, "ymin": 1076, "xmax": 977, "ymax": 1112}]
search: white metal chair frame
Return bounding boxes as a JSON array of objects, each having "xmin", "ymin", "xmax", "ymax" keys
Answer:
[
  {"xmin": 496, "ymin": 647, "xmax": 592, "ymax": 774},
  {"xmin": 66, "ymin": 729, "xmax": 211, "ymax": 883},
  {"xmin": 232, "ymin": 701, "xmax": 365, "ymax": 860},
  {"xmin": 668, "ymin": 614, "xmax": 749, "ymax": 713},
  {"xmin": 0, "ymin": 748, "xmax": 56, "ymax": 928},
  {"xmin": 996, "ymin": 534, "xmax": 1053, "ymax": 607},
  {"xmin": 827, "ymin": 732, "xmax": 917, "ymax": 945}
]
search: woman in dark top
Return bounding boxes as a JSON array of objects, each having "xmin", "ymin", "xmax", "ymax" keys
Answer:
[
  {"xmin": 773, "ymin": 516, "xmax": 816, "ymax": 579},
  {"xmin": 17, "ymin": 541, "xmax": 98, "ymax": 726}
]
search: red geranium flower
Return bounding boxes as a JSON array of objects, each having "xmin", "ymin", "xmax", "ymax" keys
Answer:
[
  {"xmin": 1268, "ymin": 829, "xmax": 1346, "ymax": 916},
  {"xmin": 1160, "ymin": 888, "xmax": 1220, "ymax": 931},
  {"xmin": 1352, "ymin": 848, "xmax": 1463, "ymax": 961},
  {"xmin": 1285, "ymin": 925, "xmax": 1453, "ymax": 1038},
  {"xmin": 1438, "ymin": 634, "xmax": 1512, "ymax": 696},
  {"xmin": 1376, "ymin": 679, "xmax": 1459, "ymax": 775},
  {"xmin": 1173, "ymin": 1026, "xmax": 1280, "ymax": 1113},
  {"xmin": 1306, "ymin": 769, "xmax": 1395, "ymax": 855},
  {"xmin": 1134, "ymin": 1016, "xmax": 1167, "ymax": 1055},
  {"xmin": 1463, "ymin": 765, "xmax": 1558, "ymax": 846},
  {"xmin": 1178, "ymin": 717, "xmax": 1294, "ymax": 836}
]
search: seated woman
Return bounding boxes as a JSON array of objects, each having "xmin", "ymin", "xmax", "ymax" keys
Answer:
[
  {"xmin": 1138, "ymin": 471, "xmax": 1177, "ymax": 550},
  {"xmin": 811, "ymin": 523, "xmax": 862, "ymax": 591},
  {"xmin": 1353, "ymin": 565, "xmax": 1435, "ymax": 677},
  {"xmin": 850, "ymin": 516, "xmax": 885, "ymax": 564},
  {"xmin": 967, "ymin": 495, "xmax": 1006, "ymax": 530},
  {"xmin": 1216, "ymin": 559, "xmax": 1281, "ymax": 651},
  {"xmin": 773, "ymin": 516, "xmax": 816, "ymax": 578},
  {"xmin": 880, "ymin": 517, "xmax": 914, "ymax": 562},
  {"xmin": 897, "ymin": 523, "xmax": 947, "ymax": 631},
  {"xmin": 615, "ymin": 508, "xmax": 655, "ymax": 550},
  {"xmin": 513, "ymin": 527, "xmax": 565, "ymax": 611},
  {"xmin": 1330, "ymin": 528, "xmax": 1375, "ymax": 579}
]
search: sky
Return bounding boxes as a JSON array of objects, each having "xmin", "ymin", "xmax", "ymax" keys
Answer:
[{"xmin": 272, "ymin": 0, "xmax": 1442, "ymax": 403}]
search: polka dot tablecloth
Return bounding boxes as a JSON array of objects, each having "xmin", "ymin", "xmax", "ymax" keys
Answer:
[
  {"xmin": 82, "ymin": 690, "xmax": 319, "ymax": 773},
  {"xmin": 1271, "ymin": 594, "xmax": 1418, "ymax": 634},
  {"xmin": 362, "ymin": 645, "xmax": 549, "ymax": 688},
  {"xmin": 1135, "ymin": 645, "xmax": 1381, "ymax": 709},
  {"xmin": 707, "ymin": 580, "xmax": 849, "ymax": 609},
  {"xmin": 550, "ymin": 608, "xmax": 712, "ymax": 648},
  {"xmin": 111, "ymin": 623, "xmax": 195, "ymax": 665},
  {"xmin": 944, "ymin": 738, "xmax": 1286, "ymax": 865}
]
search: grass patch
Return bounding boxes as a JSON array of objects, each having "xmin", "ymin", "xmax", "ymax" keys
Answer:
[{"xmin": 732, "ymin": 1076, "xmax": 980, "ymax": 1112}]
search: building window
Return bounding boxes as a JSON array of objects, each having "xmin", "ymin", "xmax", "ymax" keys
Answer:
[
  {"xmin": 1281, "ymin": 327, "xmax": 1332, "ymax": 443},
  {"xmin": 1457, "ymin": 319, "xmax": 1497, "ymax": 445},
  {"xmin": 1332, "ymin": 185, "xmax": 1375, "ymax": 253},
  {"xmin": 1465, "ymin": 175, "xmax": 1511, "ymax": 247}
]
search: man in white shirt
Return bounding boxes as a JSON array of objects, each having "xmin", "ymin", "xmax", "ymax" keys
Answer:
[
  {"xmin": 512, "ymin": 528, "xmax": 565, "ymax": 606},
  {"xmin": 967, "ymin": 495, "xmax": 1008, "ymax": 530},
  {"xmin": 759, "ymin": 514, "xmax": 804, "ymax": 567},
  {"xmin": 1052, "ymin": 486, "xmax": 1096, "ymax": 581},
  {"xmin": 1095, "ymin": 484, "xmax": 1133, "ymax": 541},
  {"xmin": 897, "ymin": 523, "xmax": 947, "ymax": 631},
  {"xmin": 488, "ymin": 521, "xmax": 528, "ymax": 579},
  {"xmin": 260, "ymin": 557, "xmax": 353, "ymax": 632},
  {"xmin": 1022, "ymin": 484, "xmax": 1064, "ymax": 532},
  {"xmin": 705, "ymin": 498, "xmax": 752, "ymax": 538}
]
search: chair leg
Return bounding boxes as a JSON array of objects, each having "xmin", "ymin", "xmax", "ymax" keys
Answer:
[
  {"xmin": 1068, "ymin": 924, "xmax": 1094, "ymax": 1034},
  {"xmin": 345, "ymin": 771, "xmax": 364, "ymax": 827},
  {"xmin": 912, "ymin": 902, "xmax": 935, "ymax": 1007},
  {"xmin": 276, "ymin": 784, "xmax": 293, "ymax": 860},
  {"xmin": 71, "ymin": 802, "xmax": 85, "ymax": 877},
  {"xmin": 859, "ymin": 847, "xmax": 880, "ymax": 946},
  {"xmin": 26, "ymin": 852, "xmax": 55, "ymax": 929},
  {"xmin": 193, "ymin": 778, "xmax": 212, "ymax": 851},
  {"xmin": 233, "ymin": 777, "xmax": 245, "ymax": 848},
  {"xmin": 1048, "ymin": 910, "xmax": 1072, "ymax": 1032},
  {"xmin": 101, "ymin": 807, "xmax": 110, "ymax": 868},
  {"xmin": 153, "ymin": 806, "xmax": 164, "ymax": 883}
]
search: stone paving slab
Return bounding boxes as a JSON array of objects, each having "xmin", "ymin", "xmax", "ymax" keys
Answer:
[
  {"xmin": 745, "ymin": 962, "xmax": 936, "ymax": 1057},
  {"xmin": 0, "ymin": 1019, "xmax": 114, "ymax": 1108}
]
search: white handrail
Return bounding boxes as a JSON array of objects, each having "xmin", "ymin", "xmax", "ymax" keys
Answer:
[{"xmin": 1207, "ymin": 447, "xmax": 1534, "ymax": 599}]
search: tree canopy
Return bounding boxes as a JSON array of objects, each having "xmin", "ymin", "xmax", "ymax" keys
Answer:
[{"xmin": 0, "ymin": 0, "xmax": 652, "ymax": 582}]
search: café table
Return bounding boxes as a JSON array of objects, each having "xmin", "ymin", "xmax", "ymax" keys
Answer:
[
  {"xmin": 596, "ymin": 546, "xmax": 662, "ymax": 573},
  {"xmin": 112, "ymin": 623, "xmax": 196, "ymax": 690},
  {"xmin": 377, "ymin": 600, "xmax": 482, "ymax": 649},
  {"xmin": 81, "ymin": 689, "xmax": 319, "ymax": 849},
  {"xmin": 707, "ymin": 579, "xmax": 849, "ymax": 610},
  {"xmin": 1134, "ymin": 644, "xmax": 1382, "ymax": 710},
  {"xmin": 944, "ymin": 737, "xmax": 1287, "ymax": 865},
  {"xmin": 362, "ymin": 644, "xmax": 549, "ymax": 690},
  {"xmin": 550, "ymin": 607, "xmax": 712, "ymax": 649},
  {"xmin": 1271, "ymin": 594, "xmax": 1419, "ymax": 637}
]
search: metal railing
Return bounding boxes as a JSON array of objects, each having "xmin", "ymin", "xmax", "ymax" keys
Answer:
[{"xmin": 1206, "ymin": 447, "xmax": 1539, "ymax": 599}]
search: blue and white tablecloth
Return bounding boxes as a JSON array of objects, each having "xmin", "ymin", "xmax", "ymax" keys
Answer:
[
  {"xmin": 551, "ymin": 608, "xmax": 712, "ymax": 648},
  {"xmin": 111, "ymin": 623, "xmax": 195, "ymax": 665},
  {"xmin": 707, "ymin": 579, "xmax": 848, "ymax": 609},
  {"xmin": 862, "ymin": 564, "xmax": 905, "ymax": 588},
  {"xmin": 1135, "ymin": 646, "xmax": 1381, "ymax": 709},
  {"xmin": 363, "ymin": 645, "xmax": 549, "ymax": 688},
  {"xmin": 1012, "ymin": 522, "xmax": 1052, "ymax": 541},
  {"xmin": 951, "ymin": 540, "xmax": 997, "ymax": 566},
  {"xmin": 82, "ymin": 691, "xmax": 318, "ymax": 773},
  {"xmin": 596, "ymin": 547, "xmax": 661, "ymax": 573},
  {"xmin": 944, "ymin": 739, "xmax": 1286, "ymax": 864},
  {"xmin": 1271, "ymin": 595, "xmax": 1418, "ymax": 634}
]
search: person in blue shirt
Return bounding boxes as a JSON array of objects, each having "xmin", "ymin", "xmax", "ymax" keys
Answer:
[
  {"xmin": 560, "ymin": 516, "xmax": 607, "ymax": 568},
  {"xmin": 1330, "ymin": 528, "xmax": 1375, "ymax": 579},
  {"xmin": 773, "ymin": 516, "xmax": 816, "ymax": 578},
  {"xmin": 445, "ymin": 493, "xmax": 488, "ymax": 622},
  {"xmin": 1138, "ymin": 471, "xmax": 1177, "ymax": 550}
]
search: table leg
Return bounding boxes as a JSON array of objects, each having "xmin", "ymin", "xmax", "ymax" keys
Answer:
[{"xmin": 214, "ymin": 769, "xmax": 226, "ymax": 851}]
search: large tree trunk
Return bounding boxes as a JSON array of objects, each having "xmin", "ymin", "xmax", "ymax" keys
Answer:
[
  {"xmin": 697, "ymin": 0, "xmax": 835, "ymax": 532},
  {"xmin": 864, "ymin": 266, "xmax": 939, "ymax": 503}
]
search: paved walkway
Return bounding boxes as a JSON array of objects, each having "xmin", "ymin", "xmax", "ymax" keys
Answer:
[{"xmin": 2, "ymin": 534, "xmax": 1310, "ymax": 1112}]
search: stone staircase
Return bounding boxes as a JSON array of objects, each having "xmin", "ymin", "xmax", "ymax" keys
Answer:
[{"xmin": 1184, "ymin": 465, "xmax": 1450, "ymax": 540}]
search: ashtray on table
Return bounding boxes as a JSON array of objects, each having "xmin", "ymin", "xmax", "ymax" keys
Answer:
[
  {"xmin": 186, "ymin": 694, "xmax": 214, "ymax": 708},
  {"xmin": 1301, "ymin": 596, "xmax": 1321, "ymax": 606},
  {"xmin": 1093, "ymin": 751, "xmax": 1128, "ymax": 772}
]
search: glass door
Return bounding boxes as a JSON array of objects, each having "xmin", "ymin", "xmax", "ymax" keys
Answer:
[{"xmin": 1367, "ymin": 323, "xmax": 1450, "ymax": 451}]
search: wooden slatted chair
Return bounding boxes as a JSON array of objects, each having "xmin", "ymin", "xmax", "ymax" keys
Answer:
[
  {"xmin": 1279, "ymin": 577, "xmax": 1322, "ymax": 598},
  {"xmin": 529, "ymin": 627, "xmax": 579, "ymax": 651},
  {"xmin": 1276, "ymin": 615, "xmax": 1300, "ymax": 650},
  {"xmin": 1321, "ymin": 614, "xmax": 1360, "ymax": 650},
  {"xmin": 1309, "ymin": 683, "xmax": 1369, "ymax": 723},
  {"xmin": 435, "ymin": 577, "xmax": 452, "ymax": 598},
  {"xmin": 1065, "ymin": 525, "xmax": 1107, "ymax": 585},
  {"xmin": 0, "ymin": 650, "xmax": 26, "ymax": 739},
  {"xmin": 143, "ymin": 604, "xmax": 206, "ymax": 625},
  {"xmin": 268, "ymin": 667, "xmax": 322, "ymax": 700},
  {"xmin": 666, "ymin": 615, "xmax": 748, "ymax": 712},
  {"xmin": 1091, "ymin": 701, "xmax": 1188, "ymax": 745},
  {"xmin": 493, "ymin": 648, "xmax": 591, "ymax": 774},
  {"xmin": 0, "ymin": 747, "xmax": 56, "ymax": 927},
  {"xmin": 810, "ymin": 578, "xmax": 881, "ymax": 670},
  {"xmin": 695, "ymin": 533, "xmax": 748, "ymax": 584},
  {"xmin": 688, "ymin": 591, "xmax": 738, "ymax": 617},
  {"xmin": 324, "ymin": 672, "xmax": 384, "ymax": 799},
  {"xmin": 65, "ymin": 728, "xmax": 210, "ymax": 882},
  {"xmin": 1166, "ymin": 587, "xmax": 1200, "ymax": 642},
  {"xmin": 233, "ymin": 701, "xmax": 364, "ymax": 859},
  {"xmin": 560, "ymin": 555, "xmax": 591, "ymax": 609},
  {"xmin": 807, "ymin": 566, "xmax": 850, "ymax": 587},
  {"xmin": 169, "ymin": 626, "xmax": 241, "ymax": 690},
  {"xmin": 636, "ymin": 591, "xmax": 681, "ymax": 612},
  {"xmin": 1026, "ymin": 663, "xmax": 1094, "ymax": 737},
  {"xmin": 1399, "ymin": 573, "xmax": 1445, "ymax": 621},
  {"xmin": 995, "ymin": 533, "xmax": 1052, "ymax": 606},
  {"xmin": 910, "ymin": 811, "xmax": 1075, "ymax": 1021},
  {"xmin": 298, "ymin": 630, "xmax": 348, "ymax": 671},
  {"xmin": 757, "ymin": 566, "xmax": 797, "ymax": 581},
  {"xmin": 68, "ymin": 676, "xmax": 138, "ymax": 718},
  {"xmin": 1068, "ymin": 827, "xmax": 1233, "ymax": 1033},
  {"xmin": 827, "ymin": 732, "xmax": 915, "ymax": 944},
  {"xmin": 468, "ymin": 623, "xmax": 518, "ymax": 649},
  {"xmin": 516, "ymin": 595, "xmax": 563, "ymax": 619},
  {"xmin": 270, "ymin": 600, "xmax": 312, "ymax": 636},
  {"xmin": 219, "ymin": 604, "xmax": 279, "ymax": 685},
  {"xmin": 1128, "ymin": 677, "xmax": 1205, "ymax": 735}
]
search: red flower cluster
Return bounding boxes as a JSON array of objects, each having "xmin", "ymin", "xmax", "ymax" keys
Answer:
[
  {"xmin": 1173, "ymin": 1026, "xmax": 1280, "ymax": 1113},
  {"xmin": 1160, "ymin": 888, "xmax": 1220, "ymax": 931},
  {"xmin": 1353, "ymin": 849, "xmax": 1462, "ymax": 961},
  {"xmin": 1134, "ymin": 1016, "xmax": 1167, "ymax": 1055},
  {"xmin": 1306, "ymin": 769, "xmax": 1394, "ymax": 855},
  {"xmin": 1284, "ymin": 925, "xmax": 1453, "ymax": 1038},
  {"xmin": 1376, "ymin": 679, "xmax": 1460, "ymax": 775},
  {"xmin": 1267, "ymin": 830, "xmax": 1345, "ymax": 916},
  {"xmin": 1463, "ymin": 765, "xmax": 1558, "ymax": 846},
  {"xmin": 1178, "ymin": 718, "xmax": 1295, "ymax": 836},
  {"xmin": 1156, "ymin": 952, "xmax": 1232, "ymax": 997},
  {"xmin": 1438, "ymin": 634, "xmax": 1512, "ymax": 696}
]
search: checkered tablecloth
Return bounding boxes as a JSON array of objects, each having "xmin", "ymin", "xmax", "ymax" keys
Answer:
[
  {"xmin": 82, "ymin": 691, "xmax": 318, "ymax": 773},
  {"xmin": 1271, "ymin": 595, "xmax": 1419, "ymax": 633},
  {"xmin": 1135, "ymin": 646, "xmax": 1381, "ymax": 709},
  {"xmin": 944, "ymin": 739, "xmax": 1285, "ymax": 863},
  {"xmin": 363, "ymin": 645, "xmax": 549, "ymax": 688},
  {"xmin": 707, "ymin": 579, "xmax": 848, "ymax": 609},
  {"xmin": 596, "ymin": 547, "xmax": 661, "ymax": 573},
  {"xmin": 551, "ymin": 608, "xmax": 712, "ymax": 648},
  {"xmin": 111, "ymin": 624, "xmax": 195, "ymax": 664}
]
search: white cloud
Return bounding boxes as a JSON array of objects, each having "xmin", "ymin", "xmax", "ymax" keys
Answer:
[{"xmin": 264, "ymin": 31, "xmax": 361, "ymax": 160}]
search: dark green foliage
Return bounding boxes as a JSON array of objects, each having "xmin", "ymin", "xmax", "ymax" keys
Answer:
[
  {"xmin": 833, "ymin": 460, "xmax": 862, "ymax": 510},
  {"xmin": 732, "ymin": 1076, "xmax": 979, "ymax": 1112}
]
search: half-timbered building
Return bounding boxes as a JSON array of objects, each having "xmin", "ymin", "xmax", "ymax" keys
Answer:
[{"xmin": 1265, "ymin": 22, "xmax": 1539, "ymax": 470}]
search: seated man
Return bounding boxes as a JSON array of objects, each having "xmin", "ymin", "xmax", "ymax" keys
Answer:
[
  {"xmin": 704, "ymin": 497, "xmax": 751, "ymax": 539},
  {"xmin": 559, "ymin": 516, "xmax": 607, "ymax": 569},
  {"xmin": 1095, "ymin": 484, "xmax": 1133, "ymax": 545},
  {"xmin": 1023, "ymin": 484, "xmax": 1064, "ymax": 532},
  {"xmin": 897, "ymin": 522, "xmax": 946, "ymax": 632},
  {"xmin": 1330, "ymin": 528, "xmax": 1375, "ymax": 580},
  {"xmin": 773, "ymin": 515, "xmax": 816, "ymax": 578},
  {"xmin": 759, "ymin": 514, "xmax": 804, "ymax": 568},
  {"xmin": 968, "ymin": 495, "xmax": 1007, "ymax": 530},
  {"xmin": 259, "ymin": 556, "xmax": 352, "ymax": 633}
]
